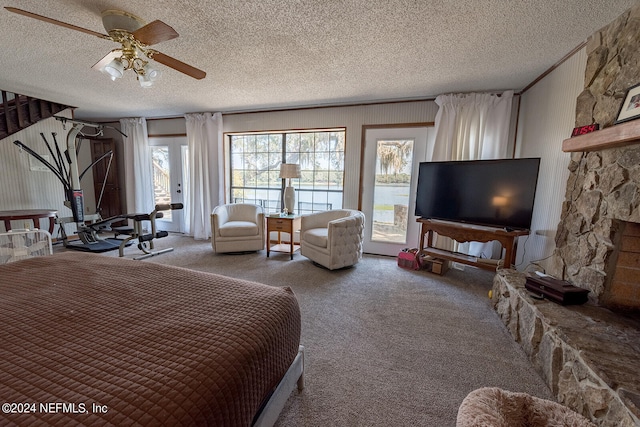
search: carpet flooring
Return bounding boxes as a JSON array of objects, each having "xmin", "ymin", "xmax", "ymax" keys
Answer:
[{"xmin": 59, "ymin": 234, "xmax": 553, "ymax": 426}]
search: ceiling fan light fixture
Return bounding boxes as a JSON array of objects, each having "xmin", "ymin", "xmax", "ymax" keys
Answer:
[
  {"xmin": 5, "ymin": 7, "xmax": 206, "ymax": 86},
  {"xmin": 137, "ymin": 72, "xmax": 156, "ymax": 88},
  {"xmin": 102, "ymin": 57, "xmax": 124, "ymax": 79},
  {"xmin": 142, "ymin": 62, "xmax": 161, "ymax": 81},
  {"xmin": 138, "ymin": 78, "xmax": 154, "ymax": 88}
]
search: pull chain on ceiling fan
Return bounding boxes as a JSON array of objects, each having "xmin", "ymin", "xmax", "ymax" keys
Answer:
[{"xmin": 5, "ymin": 7, "xmax": 206, "ymax": 88}]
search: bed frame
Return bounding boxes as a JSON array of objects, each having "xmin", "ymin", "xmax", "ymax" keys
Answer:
[{"xmin": 254, "ymin": 345, "xmax": 305, "ymax": 426}]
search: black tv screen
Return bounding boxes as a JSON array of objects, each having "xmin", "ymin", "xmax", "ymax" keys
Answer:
[{"xmin": 415, "ymin": 158, "xmax": 541, "ymax": 230}]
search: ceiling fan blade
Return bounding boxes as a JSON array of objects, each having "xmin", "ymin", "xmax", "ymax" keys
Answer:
[
  {"xmin": 92, "ymin": 50, "xmax": 122, "ymax": 71},
  {"xmin": 132, "ymin": 20, "xmax": 179, "ymax": 46},
  {"xmin": 150, "ymin": 51, "xmax": 206, "ymax": 80},
  {"xmin": 5, "ymin": 7, "xmax": 110, "ymax": 40}
]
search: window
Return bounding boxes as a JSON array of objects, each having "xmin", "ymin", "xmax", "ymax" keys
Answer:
[{"xmin": 229, "ymin": 129, "xmax": 345, "ymax": 214}]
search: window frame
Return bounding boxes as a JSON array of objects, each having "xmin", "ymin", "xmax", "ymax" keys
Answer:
[{"xmin": 227, "ymin": 128, "xmax": 346, "ymax": 214}]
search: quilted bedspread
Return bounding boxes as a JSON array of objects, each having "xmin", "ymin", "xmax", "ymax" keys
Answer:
[{"xmin": 0, "ymin": 252, "xmax": 301, "ymax": 426}]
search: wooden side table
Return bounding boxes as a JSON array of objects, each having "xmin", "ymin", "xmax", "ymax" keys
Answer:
[
  {"xmin": 0, "ymin": 209, "xmax": 57, "ymax": 234},
  {"xmin": 266, "ymin": 215, "xmax": 301, "ymax": 260}
]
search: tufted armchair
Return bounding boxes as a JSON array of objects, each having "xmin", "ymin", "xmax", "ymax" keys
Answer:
[
  {"xmin": 211, "ymin": 203, "xmax": 265, "ymax": 253},
  {"xmin": 300, "ymin": 209, "xmax": 365, "ymax": 270}
]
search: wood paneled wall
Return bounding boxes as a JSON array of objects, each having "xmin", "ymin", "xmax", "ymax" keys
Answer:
[{"xmin": 515, "ymin": 47, "xmax": 588, "ymax": 271}]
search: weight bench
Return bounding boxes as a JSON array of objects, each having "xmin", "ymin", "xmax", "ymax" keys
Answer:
[{"xmin": 115, "ymin": 203, "xmax": 183, "ymax": 260}]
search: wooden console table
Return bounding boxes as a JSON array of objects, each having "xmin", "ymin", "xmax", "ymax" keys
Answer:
[
  {"xmin": 0, "ymin": 209, "xmax": 57, "ymax": 234},
  {"xmin": 417, "ymin": 219, "xmax": 529, "ymax": 271}
]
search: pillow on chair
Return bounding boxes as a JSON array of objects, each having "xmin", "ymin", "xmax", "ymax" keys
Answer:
[
  {"xmin": 218, "ymin": 221, "xmax": 259, "ymax": 237},
  {"xmin": 303, "ymin": 228, "xmax": 328, "ymax": 248}
]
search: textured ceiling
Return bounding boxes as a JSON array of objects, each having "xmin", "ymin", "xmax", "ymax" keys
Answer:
[{"xmin": 0, "ymin": 0, "xmax": 637, "ymax": 120}]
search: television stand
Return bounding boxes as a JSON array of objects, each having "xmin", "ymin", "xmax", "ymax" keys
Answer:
[{"xmin": 417, "ymin": 219, "xmax": 529, "ymax": 271}]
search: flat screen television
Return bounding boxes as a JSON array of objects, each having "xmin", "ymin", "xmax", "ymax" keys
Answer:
[{"xmin": 415, "ymin": 158, "xmax": 541, "ymax": 230}]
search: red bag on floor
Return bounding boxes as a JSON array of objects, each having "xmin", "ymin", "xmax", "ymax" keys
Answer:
[{"xmin": 397, "ymin": 248, "xmax": 421, "ymax": 270}]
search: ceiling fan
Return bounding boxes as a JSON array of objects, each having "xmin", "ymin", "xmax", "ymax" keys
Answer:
[{"xmin": 5, "ymin": 7, "xmax": 206, "ymax": 87}]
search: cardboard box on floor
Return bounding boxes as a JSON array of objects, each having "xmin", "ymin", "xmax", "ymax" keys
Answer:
[{"xmin": 420, "ymin": 255, "xmax": 449, "ymax": 275}]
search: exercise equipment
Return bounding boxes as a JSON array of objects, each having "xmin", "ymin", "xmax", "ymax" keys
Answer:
[
  {"xmin": 112, "ymin": 203, "xmax": 183, "ymax": 260},
  {"xmin": 13, "ymin": 117, "xmax": 181, "ymax": 259},
  {"xmin": 13, "ymin": 117, "xmax": 126, "ymax": 252},
  {"xmin": 60, "ymin": 203, "xmax": 183, "ymax": 258}
]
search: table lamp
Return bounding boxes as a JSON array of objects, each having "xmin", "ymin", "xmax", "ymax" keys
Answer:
[{"xmin": 279, "ymin": 163, "xmax": 300, "ymax": 214}]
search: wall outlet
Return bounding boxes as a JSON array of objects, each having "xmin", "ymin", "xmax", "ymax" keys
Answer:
[{"xmin": 30, "ymin": 154, "xmax": 51, "ymax": 172}]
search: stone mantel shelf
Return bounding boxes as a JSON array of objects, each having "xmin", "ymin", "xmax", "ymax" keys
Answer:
[{"xmin": 562, "ymin": 119, "xmax": 640, "ymax": 152}]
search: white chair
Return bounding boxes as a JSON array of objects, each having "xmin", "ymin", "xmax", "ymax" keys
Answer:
[
  {"xmin": 300, "ymin": 209, "xmax": 365, "ymax": 270},
  {"xmin": 211, "ymin": 203, "xmax": 265, "ymax": 253}
]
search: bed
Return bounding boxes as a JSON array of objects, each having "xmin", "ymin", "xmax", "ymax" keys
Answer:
[{"xmin": 0, "ymin": 252, "xmax": 303, "ymax": 426}]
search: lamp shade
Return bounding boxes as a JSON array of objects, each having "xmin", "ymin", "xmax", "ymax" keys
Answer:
[
  {"xmin": 142, "ymin": 62, "xmax": 161, "ymax": 81},
  {"xmin": 279, "ymin": 163, "xmax": 300, "ymax": 179},
  {"xmin": 138, "ymin": 76, "xmax": 154, "ymax": 88},
  {"xmin": 103, "ymin": 58, "xmax": 124, "ymax": 79}
]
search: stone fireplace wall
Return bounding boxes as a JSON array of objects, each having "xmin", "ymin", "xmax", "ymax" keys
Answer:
[{"xmin": 549, "ymin": 3, "xmax": 640, "ymax": 310}]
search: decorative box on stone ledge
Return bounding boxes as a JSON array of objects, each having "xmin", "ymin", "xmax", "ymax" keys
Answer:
[
  {"xmin": 525, "ymin": 274, "xmax": 590, "ymax": 305},
  {"xmin": 492, "ymin": 269, "xmax": 640, "ymax": 427}
]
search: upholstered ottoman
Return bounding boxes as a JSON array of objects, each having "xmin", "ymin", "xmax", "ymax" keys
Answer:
[{"xmin": 456, "ymin": 387, "xmax": 595, "ymax": 427}]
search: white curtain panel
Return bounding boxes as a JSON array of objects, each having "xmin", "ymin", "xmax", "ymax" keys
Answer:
[
  {"xmin": 184, "ymin": 112, "xmax": 224, "ymax": 240},
  {"xmin": 120, "ymin": 117, "xmax": 154, "ymax": 216},
  {"xmin": 431, "ymin": 90, "xmax": 513, "ymax": 161},
  {"xmin": 431, "ymin": 91, "xmax": 514, "ymax": 259}
]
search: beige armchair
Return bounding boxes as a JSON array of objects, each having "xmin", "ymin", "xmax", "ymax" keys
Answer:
[
  {"xmin": 211, "ymin": 203, "xmax": 265, "ymax": 253},
  {"xmin": 300, "ymin": 209, "xmax": 365, "ymax": 270}
]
